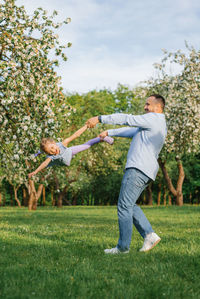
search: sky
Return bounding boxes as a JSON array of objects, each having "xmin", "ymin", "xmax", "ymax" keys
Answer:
[{"xmin": 16, "ymin": 0, "xmax": 200, "ymax": 93}]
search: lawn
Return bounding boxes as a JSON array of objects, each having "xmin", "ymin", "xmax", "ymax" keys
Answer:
[{"xmin": 0, "ymin": 206, "xmax": 200, "ymax": 299}]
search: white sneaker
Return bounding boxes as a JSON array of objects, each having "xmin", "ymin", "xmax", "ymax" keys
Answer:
[
  {"xmin": 139, "ymin": 232, "xmax": 161, "ymax": 252},
  {"xmin": 104, "ymin": 247, "xmax": 129, "ymax": 254}
]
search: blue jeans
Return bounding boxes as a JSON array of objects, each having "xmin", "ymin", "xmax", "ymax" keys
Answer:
[{"xmin": 117, "ymin": 168, "xmax": 154, "ymax": 251}]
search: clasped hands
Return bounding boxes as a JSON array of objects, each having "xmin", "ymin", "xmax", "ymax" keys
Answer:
[{"xmin": 86, "ymin": 116, "xmax": 108, "ymax": 139}]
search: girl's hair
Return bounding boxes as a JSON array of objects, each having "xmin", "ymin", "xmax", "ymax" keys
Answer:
[{"xmin": 40, "ymin": 137, "xmax": 55, "ymax": 153}]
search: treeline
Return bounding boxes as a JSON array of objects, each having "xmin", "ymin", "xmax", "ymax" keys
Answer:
[{"xmin": 1, "ymin": 86, "xmax": 200, "ymax": 207}]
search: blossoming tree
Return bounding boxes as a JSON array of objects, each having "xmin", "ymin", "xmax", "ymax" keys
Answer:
[
  {"xmin": 0, "ymin": 0, "xmax": 72, "ymax": 209},
  {"xmin": 145, "ymin": 44, "xmax": 200, "ymax": 205}
]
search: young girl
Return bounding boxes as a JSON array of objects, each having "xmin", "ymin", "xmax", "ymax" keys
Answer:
[{"xmin": 28, "ymin": 125, "xmax": 114, "ymax": 178}]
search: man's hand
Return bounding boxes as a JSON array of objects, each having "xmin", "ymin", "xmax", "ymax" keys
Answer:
[
  {"xmin": 86, "ymin": 116, "xmax": 99, "ymax": 128},
  {"xmin": 28, "ymin": 171, "xmax": 36, "ymax": 179},
  {"xmin": 99, "ymin": 130, "xmax": 108, "ymax": 139}
]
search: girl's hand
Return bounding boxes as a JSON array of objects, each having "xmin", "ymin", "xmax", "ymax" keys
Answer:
[
  {"xmin": 28, "ymin": 171, "xmax": 36, "ymax": 179},
  {"xmin": 99, "ymin": 131, "xmax": 108, "ymax": 139}
]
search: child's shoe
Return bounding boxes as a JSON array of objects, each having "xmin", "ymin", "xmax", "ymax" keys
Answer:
[{"xmin": 103, "ymin": 136, "xmax": 114, "ymax": 145}]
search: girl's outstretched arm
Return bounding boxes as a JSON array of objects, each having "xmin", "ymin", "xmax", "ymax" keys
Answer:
[
  {"xmin": 28, "ymin": 157, "xmax": 52, "ymax": 178},
  {"xmin": 62, "ymin": 125, "xmax": 88, "ymax": 147}
]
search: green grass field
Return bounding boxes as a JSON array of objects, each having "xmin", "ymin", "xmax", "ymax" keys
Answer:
[{"xmin": 0, "ymin": 206, "xmax": 200, "ymax": 299}]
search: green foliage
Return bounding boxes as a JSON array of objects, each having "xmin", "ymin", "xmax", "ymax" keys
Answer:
[
  {"xmin": 114, "ymin": 84, "xmax": 145, "ymax": 114},
  {"xmin": 145, "ymin": 44, "xmax": 200, "ymax": 158},
  {"xmin": 182, "ymin": 154, "xmax": 200, "ymax": 203},
  {"xmin": 60, "ymin": 86, "xmax": 141, "ymax": 204},
  {"xmin": 1, "ymin": 81, "xmax": 199, "ymax": 205},
  {"xmin": 0, "ymin": 0, "xmax": 71, "ymax": 186}
]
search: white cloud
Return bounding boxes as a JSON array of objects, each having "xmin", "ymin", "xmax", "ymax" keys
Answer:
[
  {"xmin": 59, "ymin": 54, "xmax": 160, "ymax": 93},
  {"xmin": 16, "ymin": 0, "xmax": 200, "ymax": 93}
]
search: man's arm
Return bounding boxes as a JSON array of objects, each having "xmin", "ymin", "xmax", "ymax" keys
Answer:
[
  {"xmin": 28, "ymin": 157, "xmax": 52, "ymax": 178},
  {"xmin": 108, "ymin": 127, "xmax": 139, "ymax": 138},
  {"xmin": 87, "ymin": 113, "xmax": 154, "ymax": 129},
  {"xmin": 62, "ymin": 125, "xmax": 88, "ymax": 147},
  {"xmin": 100, "ymin": 113, "xmax": 153, "ymax": 129},
  {"xmin": 86, "ymin": 116, "xmax": 99, "ymax": 128},
  {"xmin": 99, "ymin": 127, "xmax": 138, "ymax": 139}
]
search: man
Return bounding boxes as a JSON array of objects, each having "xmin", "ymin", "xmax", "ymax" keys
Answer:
[{"xmin": 86, "ymin": 94, "xmax": 167, "ymax": 254}]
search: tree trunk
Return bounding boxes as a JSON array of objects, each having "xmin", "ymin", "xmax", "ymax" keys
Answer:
[
  {"xmin": 158, "ymin": 158, "xmax": 185, "ymax": 206},
  {"xmin": 72, "ymin": 195, "xmax": 77, "ymax": 206},
  {"xmin": 143, "ymin": 191, "xmax": 146, "ymax": 205},
  {"xmin": 163, "ymin": 186, "xmax": 166, "ymax": 206},
  {"xmin": 57, "ymin": 193, "xmax": 63, "ymax": 208},
  {"xmin": 176, "ymin": 191, "xmax": 183, "ymax": 206},
  {"xmin": 23, "ymin": 188, "xmax": 28, "ymax": 207},
  {"xmin": 10, "ymin": 185, "xmax": 14, "ymax": 206},
  {"xmin": 25, "ymin": 160, "xmax": 43, "ymax": 210},
  {"xmin": 13, "ymin": 186, "xmax": 21, "ymax": 207},
  {"xmin": 168, "ymin": 194, "xmax": 172, "ymax": 205},
  {"xmin": 28, "ymin": 192, "xmax": 35, "ymax": 210},
  {"xmin": 176, "ymin": 158, "xmax": 185, "ymax": 206},
  {"xmin": 146, "ymin": 182, "xmax": 153, "ymax": 206},
  {"xmin": 28, "ymin": 179, "xmax": 43, "ymax": 210},
  {"xmin": 33, "ymin": 184, "xmax": 43, "ymax": 209},
  {"xmin": 51, "ymin": 188, "xmax": 56, "ymax": 206},
  {"xmin": 54, "ymin": 175, "xmax": 70, "ymax": 208},
  {"xmin": 189, "ymin": 193, "xmax": 192, "ymax": 205},
  {"xmin": 28, "ymin": 180, "xmax": 37, "ymax": 210},
  {"xmin": 8, "ymin": 182, "xmax": 21, "ymax": 207},
  {"xmin": 157, "ymin": 183, "xmax": 161, "ymax": 206},
  {"xmin": 42, "ymin": 186, "xmax": 46, "ymax": 206}
]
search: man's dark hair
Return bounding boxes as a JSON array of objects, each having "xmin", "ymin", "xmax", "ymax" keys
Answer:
[{"xmin": 150, "ymin": 94, "xmax": 165, "ymax": 110}]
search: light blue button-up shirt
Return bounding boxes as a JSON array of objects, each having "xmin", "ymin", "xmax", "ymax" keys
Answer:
[{"xmin": 101, "ymin": 112, "xmax": 167, "ymax": 180}]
